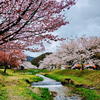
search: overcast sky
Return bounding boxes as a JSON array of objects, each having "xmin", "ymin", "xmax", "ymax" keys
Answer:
[{"xmin": 25, "ymin": 0, "xmax": 100, "ymax": 57}]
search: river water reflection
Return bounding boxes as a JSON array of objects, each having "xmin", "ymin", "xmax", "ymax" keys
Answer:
[{"xmin": 32, "ymin": 74, "xmax": 81, "ymax": 100}]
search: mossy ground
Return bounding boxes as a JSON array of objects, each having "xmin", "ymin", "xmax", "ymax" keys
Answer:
[
  {"xmin": 46, "ymin": 69, "xmax": 100, "ymax": 100},
  {"xmin": 0, "ymin": 69, "xmax": 53, "ymax": 100}
]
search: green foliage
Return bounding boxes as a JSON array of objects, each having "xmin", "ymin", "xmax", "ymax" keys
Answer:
[
  {"xmin": 40, "ymin": 88, "xmax": 53, "ymax": 100},
  {"xmin": 0, "ymin": 66, "xmax": 5, "ymax": 69},
  {"xmin": 46, "ymin": 69, "xmax": 100, "ymax": 100},
  {"xmin": 0, "ymin": 70, "xmax": 12, "ymax": 76},
  {"xmin": 0, "ymin": 69, "xmax": 53, "ymax": 100},
  {"xmin": 30, "ymin": 52, "xmax": 52, "ymax": 67},
  {"xmin": 30, "ymin": 76, "xmax": 43, "ymax": 82},
  {"xmin": 73, "ymin": 88, "xmax": 100, "ymax": 100},
  {"xmin": 23, "ymin": 88, "xmax": 53, "ymax": 100},
  {"xmin": 47, "ymin": 69, "xmax": 100, "ymax": 85},
  {"xmin": 26, "ymin": 69, "xmax": 48, "ymax": 74},
  {"xmin": 25, "ymin": 88, "xmax": 41, "ymax": 99},
  {"xmin": 0, "ymin": 88, "xmax": 8, "ymax": 100},
  {"xmin": 11, "ymin": 69, "xmax": 48, "ymax": 75},
  {"xmin": 46, "ymin": 74, "xmax": 62, "ymax": 82},
  {"xmin": 12, "ymin": 69, "xmax": 26, "ymax": 73}
]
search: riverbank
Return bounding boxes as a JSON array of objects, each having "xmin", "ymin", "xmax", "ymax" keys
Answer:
[
  {"xmin": 33, "ymin": 74, "xmax": 81, "ymax": 100},
  {"xmin": 45, "ymin": 69, "xmax": 100, "ymax": 100},
  {"xmin": 0, "ymin": 69, "xmax": 53, "ymax": 100}
]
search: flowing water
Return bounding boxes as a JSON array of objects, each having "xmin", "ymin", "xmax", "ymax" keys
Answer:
[{"xmin": 32, "ymin": 74, "xmax": 81, "ymax": 100}]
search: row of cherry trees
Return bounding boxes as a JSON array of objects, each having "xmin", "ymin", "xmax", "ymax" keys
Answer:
[
  {"xmin": 0, "ymin": 0, "xmax": 76, "ymax": 73},
  {"xmin": 39, "ymin": 36, "xmax": 100, "ymax": 70}
]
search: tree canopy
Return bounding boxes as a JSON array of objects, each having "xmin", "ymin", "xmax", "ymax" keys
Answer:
[
  {"xmin": 0, "ymin": 0, "xmax": 75, "ymax": 52},
  {"xmin": 39, "ymin": 36, "xmax": 100, "ymax": 70},
  {"xmin": 0, "ymin": 0, "xmax": 76, "ymax": 72}
]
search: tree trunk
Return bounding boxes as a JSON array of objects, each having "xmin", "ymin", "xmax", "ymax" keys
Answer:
[
  {"xmin": 4, "ymin": 65, "xmax": 7, "ymax": 73},
  {"xmin": 81, "ymin": 63, "xmax": 84, "ymax": 70},
  {"xmin": 81, "ymin": 60, "xmax": 84, "ymax": 70}
]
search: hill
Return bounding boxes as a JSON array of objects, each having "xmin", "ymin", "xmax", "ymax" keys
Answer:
[
  {"xmin": 26, "ymin": 56, "xmax": 35, "ymax": 61},
  {"xmin": 30, "ymin": 52, "xmax": 52, "ymax": 67}
]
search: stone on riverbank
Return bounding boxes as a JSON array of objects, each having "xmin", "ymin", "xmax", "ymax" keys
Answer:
[{"xmin": 62, "ymin": 78, "xmax": 75, "ymax": 85}]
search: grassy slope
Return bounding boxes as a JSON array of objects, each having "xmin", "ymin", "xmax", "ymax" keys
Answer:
[
  {"xmin": 0, "ymin": 69, "xmax": 53, "ymax": 100},
  {"xmin": 46, "ymin": 69, "xmax": 100, "ymax": 100},
  {"xmin": 46, "ymin": 69, "xmax": 100, "ymax": 87}
]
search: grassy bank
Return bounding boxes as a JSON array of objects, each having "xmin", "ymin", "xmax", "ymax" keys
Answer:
[
  {"xmin": 46, "ymin": 69, "xmax": 100, "ymax": 100},
  {"xmin": 0, "ymin": 69, "xmax": 53, "ymax": 100}
]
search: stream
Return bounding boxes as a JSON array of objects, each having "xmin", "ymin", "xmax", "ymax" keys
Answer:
[{"xmin": 32, "ymin": 74, "xmax": 81, "ymax": 100}]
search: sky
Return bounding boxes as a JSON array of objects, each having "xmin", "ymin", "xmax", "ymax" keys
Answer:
[{"xmin": 25, "ymin": 0, "xmax": 100, "ymax": 57}]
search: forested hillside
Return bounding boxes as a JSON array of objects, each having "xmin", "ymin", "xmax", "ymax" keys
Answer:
[{"xmin": 31, "ymin": 52, "xmax": 52, "ymax": 67}]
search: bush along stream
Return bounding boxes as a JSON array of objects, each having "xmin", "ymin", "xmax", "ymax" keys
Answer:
[{"xmin": 45, "ymin": 69, "xmax": 100, "ymax": 100}]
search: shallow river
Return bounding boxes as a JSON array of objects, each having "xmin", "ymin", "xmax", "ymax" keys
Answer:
[{"xmin": 32, "ymin": 74, "xmax": 81, "ymax": 100}]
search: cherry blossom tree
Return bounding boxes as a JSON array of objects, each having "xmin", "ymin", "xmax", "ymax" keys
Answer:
[
  {"xmin": 57, "ymin": 36, "xmax": 100, "ymax": 70},
  {"xmin": 0, "ymin": 0, "xmax": 76, "ymax": 73},
  {"xmin": 0, "ymin": 40, "xmax": 27, "ymax": 73},
  {"xmin": 0, "ymin": 48, "xmax": 26, "ymax": 73},
  {"xmin": 39, "ymin": 36, "xmax": 100, "ymax": 70},
  {"xmin": 39, "ymin": 53, "xmax": 59, "ymax": 69},
  {"xmin": 0, "ymin": 0, "xmax": 76, "ymax": 52}
]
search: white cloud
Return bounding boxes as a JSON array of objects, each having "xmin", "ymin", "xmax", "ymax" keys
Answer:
[{"xmin": 76, "ymin": 0, "xmax": 89, "ymax": 8}]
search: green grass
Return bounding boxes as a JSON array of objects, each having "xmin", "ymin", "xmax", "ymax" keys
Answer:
[
  {"xmin": 0, "ymin": 69, "xmax": 53, "ymax": 100},
  {"xmin": 45, "ymin": 69, "xmax": 100, "ymax": 100},
  {"xmin": 1, "ymin": 68, "xmax": 100, "ymax": 100},
  {"xmin": 12, "ymin": 69, "xmax": 49, "ymax": 75},
  {"xmin": 0, "ymin": 86, "xmax": 53, "ymax": 100},
  {"xmin": 73, "ymin": 88, "xmax": 100, "ymax": 100},
  {"xmin": 0, "ymin": 88, "xmax": 8, "ymax": 100},
  {"xmin": 0, "ymin": 66, "xmax": 5, "ymax": 69},
  {"xmin": 39, "ymin": 88, "xmax": 53, "ymax": 100},
  {"xmin": 47, "ymin": 69, "xmax": 100, "ymax": 87},
  {"xmin": 46, "ymin": 74, "xmax": 92, "ymax": 85}
]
